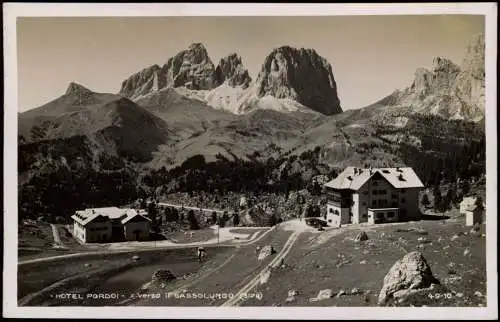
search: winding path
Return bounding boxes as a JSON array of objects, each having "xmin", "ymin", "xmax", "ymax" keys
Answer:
[
  {"xmin": 221, "ymin": 230, "xmax": 301, "ymax": 307},
  {"xmin": 157, "ymin": 202, "xmax": 226, "ymax": 214},
  {"xmin": 50, "ymin": 224, "xmax": 66, "ymax": 248}
]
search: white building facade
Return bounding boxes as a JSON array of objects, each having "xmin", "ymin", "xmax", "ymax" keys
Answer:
[
  {"xmin": 72, "ymin": 207, "xmax": 151, "ymax": 243},
  {"xmin": 324, "ymin": 167, "xmax": 424, "ymax": 227}
]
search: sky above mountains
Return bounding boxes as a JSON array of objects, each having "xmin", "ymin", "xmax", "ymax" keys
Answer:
[{"xmin": 17, "ymin": 15, "xmax": 484, "ymax": 112}]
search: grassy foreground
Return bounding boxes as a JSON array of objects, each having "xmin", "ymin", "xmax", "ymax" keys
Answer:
[{"xmin": 244, "ymin": 219, "xmax": 486, "ymax": 307}]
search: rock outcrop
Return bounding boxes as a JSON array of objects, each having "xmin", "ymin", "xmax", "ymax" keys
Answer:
[
  {"xmin": 377, "ymin": 33, "xmax": 485, "ymax": 122},
  {"xmin": 309, "ymin": 289, "xmax": 333, "ymax": 302},
  {"xmin": 257, "ymin": 245, "xmax": 276, "ymax": 261},
  {"xmin": 119, "ymin": 65, "xmax": 164, "ymax": 100},
  {"xmin": 119, "ymin": 43, "xmax": 219, "ymax": 99},
  {"xmin": 215, "ymin": 53, "xmax": 252, "ymax": 88},
  {"xmin": 255, "ymin": 46, "xmax": 343, "ymax": 115},
  {"xmin": 152, "ymin": 269, "xmax": 176, "ymax": 285},
  {"xmin": 452, "ymin": 33, "xmax": 485, "ymax": 119},
  {"xmin": 64, "ymin": 82, "xmax": 98, "ymax": 106},
  {"xmin": 354, "ymin": 231, "xmax": 369, "ymax": 242},
  {"xmin": 65, "ymin": 82, "xmax": 92, "ymax": 96},
  {"xmin": 164, "ymin": 43, "xmax": 218, "ymax": 90},
  {"xmin": 286, "ymin": 289, "xmax": 298, "ymax": 302},
  {"xmin": 409, "ymin": 57, "xmax": 461, "ymax": 97},
  {"xmin": 378, "ymin": 251, "xmax": 440, "ymax": 305}
]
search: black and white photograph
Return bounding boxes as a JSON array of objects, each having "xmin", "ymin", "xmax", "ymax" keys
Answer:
[{"xmin": 3, "ymin": 3, "xmax": 498, "ymax": 320}]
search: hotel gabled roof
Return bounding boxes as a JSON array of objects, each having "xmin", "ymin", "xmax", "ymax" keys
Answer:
[{"xmin": 324, "ymin": 166, "xmax": 424, "ymax": 190}]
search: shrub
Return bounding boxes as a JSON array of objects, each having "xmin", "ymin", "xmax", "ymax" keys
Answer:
[{"xmin": 187, "ymin": 210, "xmax": 199, "ymax": 230}]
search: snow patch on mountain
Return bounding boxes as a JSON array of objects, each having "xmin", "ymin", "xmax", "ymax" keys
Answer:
[{"xmin": 172, "ymin": 82, "xmax": 315, "ymax": 115}]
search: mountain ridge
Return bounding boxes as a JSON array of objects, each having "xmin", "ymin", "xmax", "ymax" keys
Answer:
[{"xmin": 118, "ymin": 43, "xmax": 343, "ymax": 116}]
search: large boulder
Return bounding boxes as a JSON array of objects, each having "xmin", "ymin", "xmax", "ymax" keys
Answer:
[
  {"xmin": 152, "ymin": 269, "xmax": 176, "ymax": 285},
  {"xmin": 378, "ymin": 251, "xmax": 440, "ymax": 305},
  {"xmin": 258, "ymin": 245, "xmax": 276, "ymax": 261},
  {"xmin": 354, "ymin": 231, "xmax": 369, "ymax": 242},
  {"xmin": 260, "ymin": 269, "xmax": 272, "ymax": 285},
  {"xmin": 286, "ymin": 289, "xmax": 299, "ymax": 302},
  {"xmin": 309, "ymin": 289, "xmax": 333, "ymax": 302}
]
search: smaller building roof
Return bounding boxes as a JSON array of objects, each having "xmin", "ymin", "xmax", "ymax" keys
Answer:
[
  {"xmin": 72, "ymin": 207, "xmax": 149, "ymax": 226},
  {"xmin": 324, "ymin": 166, "xmax": 424, "ymax": 190},
  {"xmin": 121, "ymin": 212, "xmax": 152, "ymax": 224}
]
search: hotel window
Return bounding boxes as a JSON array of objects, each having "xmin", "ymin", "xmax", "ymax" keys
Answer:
[
  {"xmin": 363, "ymin": 191, "xmax": 368, "ymax": 195},
  {"xmin": 401, "ymin": 198, "xmax": 406, "ymax": 203},
  {"xmin": 387, "ymin": 211, "xmax": 395, "ymax": 218},
  {"xmin": 362, "ymin": 202, "xmax": 367, "ymax": 206},
  {"xmin": 401, "ymin": 189, "xmax": 406, "ymax": 194},
  {"xmin": 392, "ymin": 194, "xmax": 397, "ymax": 199},
  {"xmin": 372, "ymin": 181, "xmax": 378, "ymax": 186}
]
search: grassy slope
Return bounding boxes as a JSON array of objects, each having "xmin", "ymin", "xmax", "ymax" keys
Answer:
[
  {"xmin": 244, "ymin": 219, "xmax": 486, "ymax": 307},
  {"xmin": 165, "ymin": 228, "xmax": 216, "ymax": 244},
  {"xmin": 18, "ymin": 221, "xmax": 54, "ymax": 256}
]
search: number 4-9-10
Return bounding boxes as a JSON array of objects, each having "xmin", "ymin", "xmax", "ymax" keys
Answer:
[{"xmin": 428, "ymin": 293, "xmax": 453, "ymax": 300}]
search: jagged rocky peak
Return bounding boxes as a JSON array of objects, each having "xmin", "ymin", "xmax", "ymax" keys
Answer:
[
  {"xmin": 64, "ymin": 82, "xmax": 98, "ymax": 106},
  {"xmin": 119, "ymin": 43, "xmax": 219, "ymax": 99},
  {"xmin": 66, "ymin": 82, "xmax": 92, "ymax": 95},
  {"xmin": 163, "ymin": 42, "xmax": 218, "ymax": 90},
  {"xmin": 432, "ymin": 56, "xmax": 461, "ymax": 73},
  {"xmin": 461, "ymin": 33, "xmax": 485, "ymax": 78},
  {"xmin": 387, "ymin": 33, "xmax": 485, "ymax": 122},
  {"xmin": 215, "ymin": 53, "xmax": 252, "ymax": 88},
  {"xmin": 452, "ymin": 33, "xmax": 485, "ymax": 118},
  {"xmin": 410, "ymin": 68, "xmax": 433, "ymax": 96},
  {"xmin": 119, "ymin": 64, "xmax": 165, "ymax": 99},
  {"xmin": 409, "ymin": 57, "xmax": 461, "ymax": 96},
  {"xmin": 255, "ymin": 45, "xmax": 342, "ymax": 115}
]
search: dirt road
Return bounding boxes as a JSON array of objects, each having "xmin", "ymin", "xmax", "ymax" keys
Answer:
[
  {"xmin": 221, "ymin": 231, "xmax": 301, "ymax": 306},
  {"xmin": 127, "ymin": 228, "xmax": 294, "ymax": 306}
]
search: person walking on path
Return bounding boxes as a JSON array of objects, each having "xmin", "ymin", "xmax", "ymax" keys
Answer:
[
  {"xmin": 255, "ymin": 245, "xmax": 261, "ymax": 258},
  {"xmin": 197, "ymin": 246, "xmax": 207, "ymax": 263}
]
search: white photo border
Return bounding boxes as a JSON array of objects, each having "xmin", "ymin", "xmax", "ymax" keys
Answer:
[{"xmin": 3, "ymin": 2, "xmax": 498, "ymax": 320}]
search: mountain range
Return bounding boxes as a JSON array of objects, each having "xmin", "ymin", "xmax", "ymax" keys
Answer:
[
  {"xmin": 18, "ymin": 33, "xmax": 486, "ymax": 220},
  {"xmin": 118, "ymin": 43, "xmax": 343, "ymax": 116}
]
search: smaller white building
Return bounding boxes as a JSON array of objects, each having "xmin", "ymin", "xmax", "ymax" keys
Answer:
[
  {"xmin": 460, "ymin": 197, "xmax": 485, "ymax": 226},
  {"xmin": 72, "ymin": 207, "xmax": 151, "ymax": 243}
]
